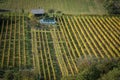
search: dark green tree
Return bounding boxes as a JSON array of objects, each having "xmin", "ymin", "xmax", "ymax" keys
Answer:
[
  {"xmin": 48, "ymin": 9, "xmax": 55, "ymax": 17},
  {"xmin": 98, "ymin": 68, "xmax": 120, "ymax": 80},
  {"xmin": 104, "ymin": 0, "xmax": 120, "ymax": 14},
  {"xmin": 4, "ymin": 71, "xmax": 14, "ymax": 80},
  {"xmin": 76, "ymin": 66, "xmax": 101, "ymax": 80}
]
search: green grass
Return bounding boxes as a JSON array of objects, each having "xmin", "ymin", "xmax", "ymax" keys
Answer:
[{"xmin": 0, "ymin": 0, "xmax": 107, "ymax": 14}]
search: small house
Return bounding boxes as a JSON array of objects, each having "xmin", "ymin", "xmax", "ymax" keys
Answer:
[{"xmin": 31, "ymin": 9, "xmax": 45, "ymax": 16}]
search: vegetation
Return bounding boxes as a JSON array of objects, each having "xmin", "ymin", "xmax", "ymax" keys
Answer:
[
  {"xmin": 0, "ymin": 0, "xmax": 120, "ymax": 80},
  {"xmin": 48, "ymin": 9, "xmax": 55, "ymax": 17},
  {"xmin": 104, "ymin": 0, "xmax": 120, "ymax": 14},
  {"xmin": 0, "ymin": 70, "xmax": 37, "ymax": 80},
  {"xmin": 98, "ymin": 68, "xmax": 120, "ymax": 80},
  {"xmin": 0, "ymin": 60, "xmax": 117, "ymax": 80},
  {"xmin": 0, "ymin": 13, "xmax": 120, "ymax": 79},
  {"xmin": 62, "ymin": 58, "xmax": 120, "ymax": 80}
]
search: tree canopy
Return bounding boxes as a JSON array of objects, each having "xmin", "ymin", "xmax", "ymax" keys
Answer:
[{"xmin": 104, "ymin": 0, "xmax": 120, "ymax": 14}]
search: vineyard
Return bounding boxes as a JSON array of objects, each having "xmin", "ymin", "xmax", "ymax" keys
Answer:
[{"xmin": 0, "ymin": 13, "xmax": 120, "ymax": 79}]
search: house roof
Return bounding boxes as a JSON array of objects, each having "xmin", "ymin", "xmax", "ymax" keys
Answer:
[
  {"xmin": 31, "ymin": 9, "xmax": 45, "ymax": 14},
  {"xmin": 40, "ymin": 18, "xmax": 56, "ymax": 24}
]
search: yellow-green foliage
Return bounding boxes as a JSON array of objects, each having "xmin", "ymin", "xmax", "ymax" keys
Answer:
[{"xmin": 28, "ymin": 13, "xmax": 34, "ymax": 19}]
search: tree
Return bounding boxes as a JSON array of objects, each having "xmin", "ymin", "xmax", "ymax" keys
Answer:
[
  {"xmin": 56, "ymin": 10, "xmax": 62, "ymax": 16},
  {"xmin": 0, "ymin": 70, "xmax": 5, "ymax": 78},
  {"xmin": 98, "ymin": 68, "xmax": 120, "ymax": 80},
  {"xmin": 76, "ymin": 66, "xmax": 101, "ymax": 80},
  {"xmin": 76, "ymin": 58, "xmax": 120, "ymax": 80},
  {"xmin": 44, "ymin": 12, "xmax": 49, "ymax": 18},
  {"xmin": 4, "ymin": 71, "xmax": 14, "ymax": 80},
  {"xmin": 104, "ymin": 0, "xmax": 120, "ymax": 14},
  {"xmin": 22, "ymin": 8, "xmax": 24, "ymax": 13},
  {"xmin": 48, "ymin": 9, "xmax": 55, "ymax": 17}
]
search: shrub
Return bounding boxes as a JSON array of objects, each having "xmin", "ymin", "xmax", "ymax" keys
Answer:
[
  {"xmin": 76, "ymin": 66, "xmax": 101, "ymax": 80},
  {"xmin": 98, "ymin": 68, "xmax": 120, "ymax": 80},
  {"xmin": 104, "ymin": 0, "xmax": 120, "ymax": 14}
]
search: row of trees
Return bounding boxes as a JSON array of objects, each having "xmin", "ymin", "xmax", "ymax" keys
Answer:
[
  {"xmin": 62, "ymin": 58, "xmax": 120, "ymax": 80},
  {"xmin": 104, "ymin": 0, "xmax": 120, "ymax": 14},
  {"xmin": 0, "ymin": 70, "xmax": 39, "ymax": 80},
  {"xmin": 76, "ymin": 58, "xmax": 120, "ymax": 80}
]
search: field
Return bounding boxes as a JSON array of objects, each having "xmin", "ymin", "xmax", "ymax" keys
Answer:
[
  {"xmin": 0, "ymin": 0, "xmax": 106, "ymax": 14},
  {"xmin": 0, "ymin": 0, "xmax": 120, "ymax": 79},
  {"xmin": 0, "ymin": 13, "xmax": 120, "ymax": 79}
]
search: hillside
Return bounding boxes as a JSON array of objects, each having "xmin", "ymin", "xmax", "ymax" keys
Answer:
[
  {"xmin": 0, "ymin": 0, "xmax": 120, "ymax": 80},
  {"xmin": 0, "ymin": 0, "xmax": 106, "ymax": 14}
]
